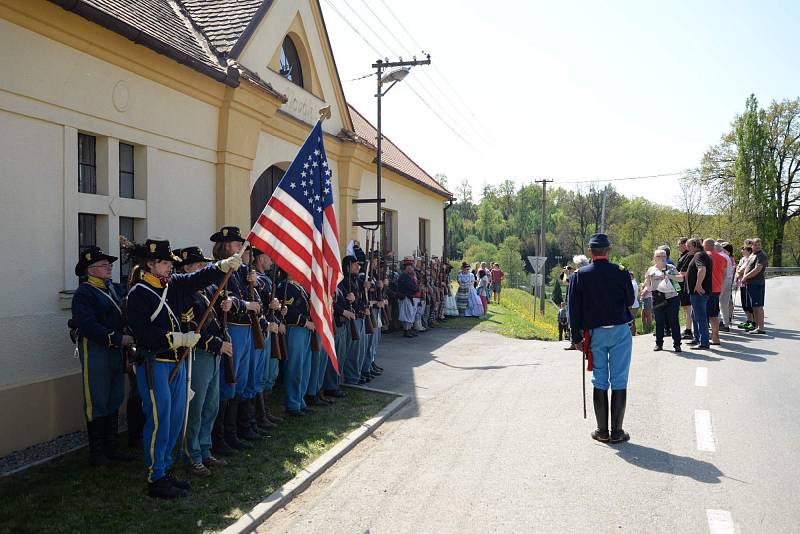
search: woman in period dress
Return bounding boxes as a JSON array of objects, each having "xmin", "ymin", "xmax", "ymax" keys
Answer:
[{"xmin": 457, "ymin": 262, "xmax": 483, "ymax": 317}]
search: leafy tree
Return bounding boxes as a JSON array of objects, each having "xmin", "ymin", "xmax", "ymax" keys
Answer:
[
  {"xmin": 464, "ymin": 241, "xmax": 498, "ymax": 266},
  {"xmin": 702, "ymin": 95, "xmax": 800, "ymax": 265}
]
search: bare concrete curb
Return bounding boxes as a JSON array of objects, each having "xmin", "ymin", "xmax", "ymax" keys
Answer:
[{"xmin": 221, "ymin": 391, "xmax": 409, "ymax": 534}]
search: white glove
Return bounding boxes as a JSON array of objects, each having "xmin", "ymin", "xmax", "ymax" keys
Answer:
[
  {"xmin": 218, "ymin": 253, "xmax": 243, "ymax": 273},
  {"xmin": 170, "ymin": 331, "xmax": 201, "ymax": 348}
]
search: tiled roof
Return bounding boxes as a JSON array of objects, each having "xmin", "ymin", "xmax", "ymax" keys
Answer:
[
  {"xmin": 179, "ymin": 0, "xmax": 267, "ymax": 55},
  {"xmin": 348, "ymin": 105, "xmax": 453, "ymax": 199},
  {"xmin": 48, "ymin": 0, "xmax": 281, "ymax": 97},
  {"xmin": 76, "ymin": 0, "xmax": 221, "ymax": 68}
]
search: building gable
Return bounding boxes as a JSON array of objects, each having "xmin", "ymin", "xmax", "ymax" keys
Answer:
[{"xmin": 233, "ymin": 0, "xmax": 352, "ymax": 135}]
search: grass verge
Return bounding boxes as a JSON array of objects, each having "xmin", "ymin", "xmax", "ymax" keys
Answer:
[
  {"xmin": 0, "ymin": 387, "xmax": 393, "ymax": 534},
  {"xmin": 439, "ymin": 287, "xmax": 559, "ymax": 340}
]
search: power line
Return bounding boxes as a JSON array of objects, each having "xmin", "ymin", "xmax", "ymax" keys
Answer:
[
  {"xmin": 338, "ymin": 0, "xmax": 483, "ymax": 146},
  {"xmin": 344, "ymin": 71, "xmax": 376, "ymax": 82},
  {"xmin": 326, "ymin": 0, "xmax": 482, "ymax": 151},
  {"xmin": 550, "ymin": 172, "xmax": 685, "ymax": 185},
  {"xmin": 377, "ymin": 0, "xmax": 485, "ymax": 124},
  {"xmin": 322, "ymin": 0, "xmax": 381, "ymax": 56},
  {"xmin": 362, "ymin": 0, "xmax": 492, "ymax": 144}
]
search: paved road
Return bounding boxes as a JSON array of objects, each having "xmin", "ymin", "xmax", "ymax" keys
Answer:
[{"xmin": 259, "ymin": 278, "xmax": 800, "ymax": 533}]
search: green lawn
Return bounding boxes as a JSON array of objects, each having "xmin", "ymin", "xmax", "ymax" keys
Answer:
[
  {"xmin": 439, "ymin": 287, "xmax": 560, "ymax": 340},
  {"xmin": 0, "ymin": 387, "xmax": 393, "ymax": 534}
]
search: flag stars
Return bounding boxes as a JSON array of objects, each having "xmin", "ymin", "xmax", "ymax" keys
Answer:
[
  {"xmin": 303, "ymin": 163, "xmax": 309, "ymax": 169},
  {"xmin": 301, "ymin": 171, "xmax": 307, "ymax": 178},
  {"xmin": 312, "ymin": 161, "xmax": 318, "ymax": 168},
  {"xmin": 324, "ymin": 169, "xmax": 331, "ymax": 177},
  {"xmin": 322, "ymin": 160, "xmax": 328, "ymax": 168},
  {"xmin": 290, "ymin": 182, "xmax": 296, "ymax": 189},
  {"xmin": 314, "ymin": 194, "xmax": 320, "ymax": 201},
  {"xmin": 314, "ymin": 149, "xmax": 320, "ymax": 156},
  {"xmin": 303, "ymin": 190, "xmax": 309, "ymax": 196},
  {"xmin": 316, "ymin": 206, "xmax": 322, "ymax": 213},
  {"xmin": 301, "ymin": 180, "xmax": 307, "ymax": 187},
  {"xmin": 323, "ymin": 187, "xmax": 330, "ymax": 194}
]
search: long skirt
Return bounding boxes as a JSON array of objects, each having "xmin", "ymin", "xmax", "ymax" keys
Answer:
[{"xmin": 456, "ymin": 286, "xmax": 469, "ymax": 313}]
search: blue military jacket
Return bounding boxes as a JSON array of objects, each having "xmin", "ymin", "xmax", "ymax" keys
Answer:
[
  {"xmin": 127, "ymin": 266, "xmax": 225, "ymax": 361},
  {"xmin": 220, "ymin": 265, "xmax": 256, "ymax": 326},
  {"xmin": 71, "ymin": 276, "xmax": 126, "ymax": 347},
  {"xmin": 567, "ymin": 258, "xmax": 634, "ymax": 343},
  {"xmin": 183, "ymin": 287, "xmax": 225, "ymax": 356},
  {"xmin": 279, "ymin": 280, "xmax": 311, "ymax": 327}
]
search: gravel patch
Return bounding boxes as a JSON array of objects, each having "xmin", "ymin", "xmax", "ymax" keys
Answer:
[{"xmin": 0, "ymin": 417, "xmax": 129, "ymax": 476}]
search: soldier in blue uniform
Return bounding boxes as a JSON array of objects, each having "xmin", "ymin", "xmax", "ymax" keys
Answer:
[
  {"xmin": 253, "ymin": 249, "xmax": 284, "ymax": 429},
  {"xmin": 279, "ymin": 273, "xmax": 316, "ymax": 416},
  {"xmin": 568, "ymin": 233, "xmax": 635, "ymax": 444},
  {"xmin": 126, "ymin": 238, "xmax": 241, "ymax": 499},
  {"xmin": 340, "ymin": 256, "xmax": 365, "ymax": 384},
  {"xmin": 173, "ymin": 247, "xmax": 232, "ymax": 478},
  {"xmin": 210, "ymin": 226, "xmax": 262, "ymax": 449},
  {"xmin": 324, "ymin": 279, "xmax": 354, "ymax": 398},
  {"xmin": 71, "ymin": 246, "xmax": 135, "ymax": 467}
]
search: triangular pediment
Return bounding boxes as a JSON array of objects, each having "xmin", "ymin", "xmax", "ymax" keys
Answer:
[{"xmin": 233, "ymin": 0, "xmax": 352, "ymax": 134}]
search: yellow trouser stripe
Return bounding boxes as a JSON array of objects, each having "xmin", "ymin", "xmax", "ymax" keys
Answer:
[
  {"xmin": 82, "ymin": 338, "xmax": 93, "ymax": 422},
  {"xmin": 147, "ymin": 386, "xmax": 159, "ymax": 482}
]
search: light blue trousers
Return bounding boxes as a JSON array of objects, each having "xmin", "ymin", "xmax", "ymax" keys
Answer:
[
  {"xmin": 219, "ymin": 324, "xmax": 252, "ymax": 401},
  {"xmin": 285, "ymin": 327, "xmax": 311, "ymax": 411},
  {"xmin": 183, "ymin": 349, "xmax": 219, "ymax": 464},
  {"xmin": 323, "ymin": 325, "xmax": 348, "ymax": 391},
  {"xmin": 590, "ymin": 324, "xmax": 632, "ymax": 390},
  {"xmin": 136, "ymin": 359, "xmax": 186, "ymax": 482},
  {"xmin": 343, "ymin": 318, "xmax": 365, "ymax": 384}
]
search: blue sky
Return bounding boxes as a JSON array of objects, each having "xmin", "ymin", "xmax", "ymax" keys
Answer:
[{"xmin": 320, "ymin": 0, "xmax": 800, "ymax": 205}]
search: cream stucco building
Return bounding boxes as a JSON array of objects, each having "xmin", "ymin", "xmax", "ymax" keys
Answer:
[{"xmin": 0, "ymin": 0, "xmax": 451, "ymax": 457}]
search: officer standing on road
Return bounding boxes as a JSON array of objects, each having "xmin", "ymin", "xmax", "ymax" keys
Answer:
[{"xmin": 568, "ymin": 234, "xmax": 635, "ymax": 444}]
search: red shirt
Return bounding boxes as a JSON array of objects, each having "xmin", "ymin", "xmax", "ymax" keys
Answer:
[
  {"xmin": 490, "ymin": 268, "xmax": 504, "ymax": 285},
  {"xmin": 709, "ymin": 251, "xmax": 725, "ymax": 293}
]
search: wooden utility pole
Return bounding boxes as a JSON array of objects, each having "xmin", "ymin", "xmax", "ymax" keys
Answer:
[{"xmin": 535, "ymin": 179, "xmax": 553, "ymax": 315}]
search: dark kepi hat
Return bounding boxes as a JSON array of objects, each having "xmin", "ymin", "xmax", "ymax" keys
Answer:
[
  {"xmin": 210, "ymin": 226, "xmax": 245, "ymax": 243},
  {"xmin": 174, "ymin": 246, "xmax": 213, "ymax": 267},
  {"xmin": 75, "ymin": 246, "xmax": 118, "ymax": 276},
  {"xmin": 342, "ymin": 255, "xmax": 361, "ymax": 270},
  {"xmin": 588, "ymin": 233, "xmax": 611, "ymax": 248},
  {"xmin": 135, "ymin": 238, "xmax": 181, "ymax": 262}
]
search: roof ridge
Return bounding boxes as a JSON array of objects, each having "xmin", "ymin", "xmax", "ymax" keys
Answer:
[{"xmin": 168, "ymin": 0, "xmax": 225, "ymax": 66}]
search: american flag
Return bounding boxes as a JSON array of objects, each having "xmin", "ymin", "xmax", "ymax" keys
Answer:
[{"xmin": 247, "ymin": 121, "xmax": 342, "ymax": 372}]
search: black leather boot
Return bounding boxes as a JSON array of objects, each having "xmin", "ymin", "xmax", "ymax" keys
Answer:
[
  {"xmin": 87, "ymin": 418, "xmax": 111, "ymax": 467},
  {"xmin": 249, "ymin": 398, "xmax": 270, "ymax": 437},
  {"xmin": 263, "ymin": 390, "xmax": 284, "ymax": 423},
  {"xmin": 591, "ymin": 388, "xmax": 610, "ymax": 442},
  {"xmin": 211, "ymin": 400, "xmax": 235, "ymax": 456},
  {"xmin": 610, "ymin": 389, "xmax": 630, "ymax": 443},
  {"xmin": 224, "ymin": 397, "xmax": 251, "ymax": 450},
  {"xmin": 255, "ymin": 392, "xmax": 277, "ymax": 430},
  {"xmin": 237, "ymin": 398, "xmax": 262, "ymax": 441},
  {"xmin": 103, "ymin": 414, "xmax": 134, "ymax": 461}
]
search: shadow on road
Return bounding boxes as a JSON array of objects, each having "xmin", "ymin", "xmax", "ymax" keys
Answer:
[
  {"xmin": 763, "ymin": 325, "xmax": 800, "ymax": 341},
  {"xmin": 674, "ymin": 351, "xmax": 724, "ymax": 362},
  {"xmin": 712, "ymin": 342, "xmax": 775, "ymax": 359},
  {"xmin": 431, "ymin": 359, "xmax": 540, "ymax": 371},
  {"xmin": 611, "ymin": 442, "xmax": 724, "ymax": 484}
]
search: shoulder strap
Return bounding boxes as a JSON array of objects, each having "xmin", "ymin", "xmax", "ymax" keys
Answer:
[
  {"xmin": 132, "ymin": 283, "xmax": 180, "ymax": 326},
  {"xmin": 86, "ymin": 283, "xmax": 122, "ymax": 315}
]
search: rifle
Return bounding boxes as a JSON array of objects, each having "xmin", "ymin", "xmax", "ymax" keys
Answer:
[
  {"xmin": 220, "ymin": 290, "xmax": 236, "ymax": 384},
  {"xmin": 169, "ymin": 267, "xmax": 234, "ymax": 383},
  {"xmin": 248, "ymin": 258, "xmax": 265, "ymax": 350},
  {"xmin": 268, "ymin": 263, "xmax": 284, "ymax": 359},
  {"xmin": 311, "ymin": 332, "xmax": 320, "ymax": 352},
  {"xmin": 279, "ymin": 274, "xmax": 290, "ymax": 357},
  {"xmin": 581, "ymin": 329, "xmax": 593, "ymax": 419},
  {"xmin": 347, "ymin": 269, "xmax": 360, "ymax": 341},
  {"xmin": 363, "ymin": 231, "xmax": 375, "ymax": 335}
]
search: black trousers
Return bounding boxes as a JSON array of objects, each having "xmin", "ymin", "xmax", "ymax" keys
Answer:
[{"xmin": 654, "ymin": 295, "xmax": 681, "ymax": 347}]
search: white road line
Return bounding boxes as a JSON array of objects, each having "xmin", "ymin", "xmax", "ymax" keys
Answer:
[
  {"xmin": 706, "ymin": 509, "xmax": 735, "ymax": 534},
  {"xmin": 695, "ymin": 409, "xmax": 716, "ymax": 452},
  {"xmin": 695, "ymin": 367, "xmax": 708, "ymax": 387}
]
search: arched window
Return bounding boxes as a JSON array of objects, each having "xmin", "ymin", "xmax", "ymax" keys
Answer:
[
  {"xmin": 251, "ymin": 165, "xmax": 286, "ymax": 226},
  {"xmin": 279, "ymin": 36, "xmax": 305, "ymax": 87}
]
